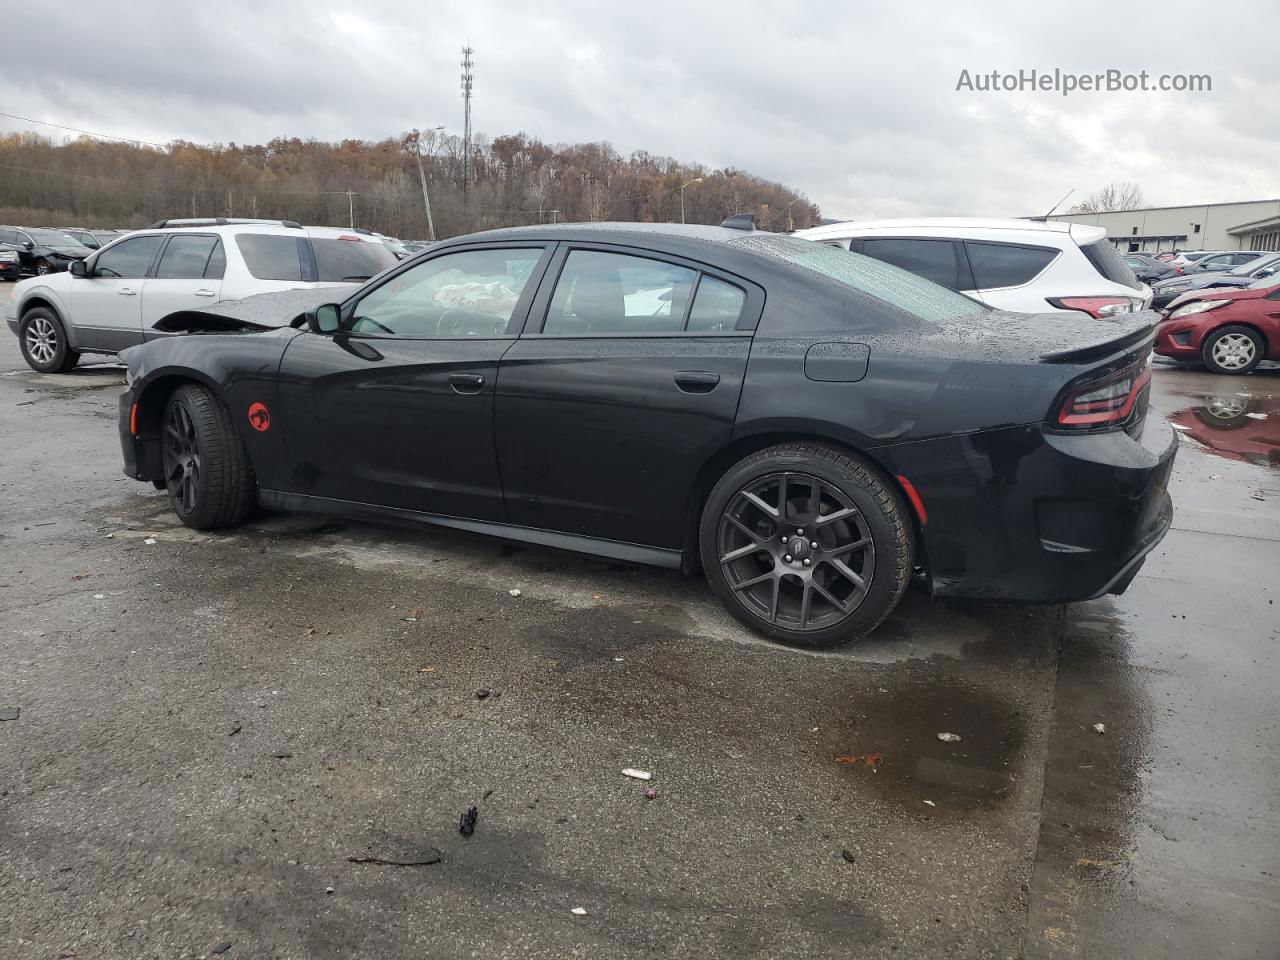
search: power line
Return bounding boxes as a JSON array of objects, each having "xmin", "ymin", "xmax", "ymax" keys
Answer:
[{"xmin": 0, "ymin": 111, "xmax": 168, "ymax": 148}]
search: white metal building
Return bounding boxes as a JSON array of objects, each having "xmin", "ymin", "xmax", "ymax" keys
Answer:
[{"xmin": 1048, "ymin": 199, "xmax": 1280, "ymax": 254}]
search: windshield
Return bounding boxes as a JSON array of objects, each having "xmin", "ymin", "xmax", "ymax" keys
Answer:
[
  {"xmin": 736, "ymin": 234, "xmax": 986, "ymax": 323},
  {"xmin": 1231, "ymin": 256, "xmax": 1280, "ymax": 277},
  {"xmin": 312, "ymin": 237, "xmax": 399, "ymax": 282},
  {"xmin": 1247, "ymin": 272, "xmax": 1280, "ymax": 290},
  {"xmin": 26, "ymin": 229, "xmax": 84, "ymax": 246}
]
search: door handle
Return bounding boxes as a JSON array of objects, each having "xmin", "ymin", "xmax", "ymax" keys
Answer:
[
  {"xmin": 118, "ymin": 287, "xmax": 137, "ymax": 296},
  {"xmin": 194, "ymin": 288, "xmax": 216, "ymax": 297},
  {"xmin": 674, "ymin": 370, "xmax": 720, "ymax": 393},
  {"xmin": 449, "ymin": 372, "xmax": 486, "ymax": 394}
]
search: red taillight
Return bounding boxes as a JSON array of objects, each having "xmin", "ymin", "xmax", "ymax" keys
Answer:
[
  {"xmin": 1054, "ymin": 361, "xmax": 1152, "ymax": 429},
  {"xmin": 129, "ymin": 402, "xmax": 138, "ymax": 436},
  {"xmin": 1046, "ymin": 296, "xmax": 1134, "ymax": 318}
]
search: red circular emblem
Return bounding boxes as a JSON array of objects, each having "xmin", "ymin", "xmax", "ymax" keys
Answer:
[{"xmin": 247, "ymin": 402, "xmax": 271, "ymax": 432}]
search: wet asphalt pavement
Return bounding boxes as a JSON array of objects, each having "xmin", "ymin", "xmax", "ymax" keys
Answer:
[{"xmin": 0, "ymin": 310, "xmax": 1277, "ymax": 958}]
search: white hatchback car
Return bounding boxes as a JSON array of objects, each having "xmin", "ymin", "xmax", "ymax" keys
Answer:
[
  {"xmin": 795, "ymin": 217, "xmax": 1150, "ymax": 317},
  {"xmin": 5, "ymin": 219, "xmax": 398, "ymax": 372}
]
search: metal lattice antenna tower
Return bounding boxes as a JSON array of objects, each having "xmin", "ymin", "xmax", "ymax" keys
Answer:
[{"xmin": 461, "ymin": 46, "xmax": 474, "ymax": 206}]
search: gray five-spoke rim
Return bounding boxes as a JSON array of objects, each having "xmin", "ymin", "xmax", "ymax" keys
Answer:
[
  {"xmin": 718, "ymin": 471, "xmax": 875, "ymax": 631},
  {"xmin": 162, "ymin": 402, "xmax": 201, "ymax": 514},
  {"xmin": 1211, "ymin": 333, "xmax": 1255, "ymax": 370},
  {"xmin": 25, "ymin": 317, "xmax": 57, "ymax": 364}
]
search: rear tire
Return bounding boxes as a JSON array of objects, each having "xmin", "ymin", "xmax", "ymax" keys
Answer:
[
  {"xmin": 161, "ymin": 384, "xmax": 256, "ymax": 529},
  {"xmin": 18, "ymin": 308, "xmax": 81, "ymax": 373},
  {"xmin": 1201, "ymin": 325, "xmax": 1264, "ymax": 375},
  {"xmin": 700, "ymin": 443, "xmax": 912, "ymax": 648},
  {"xmin": 35, "ymin": 258, "xmax": 52, "ymax": 276}
]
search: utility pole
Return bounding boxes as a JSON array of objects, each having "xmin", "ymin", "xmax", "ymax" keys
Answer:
[
  {"xmin": 679, "ymin": 177, "xmax": 703, "ymax": 224},
  {"xmin": 414, "ymin": 126, "xmax": 445, "ymax": 242},
  {"xmin": 461, "ymin": 46, "xmax": 474, "ymax": 214},
  {"xmin": 346, "ymin": 190, "xmax": 355, "ymax": 229}
]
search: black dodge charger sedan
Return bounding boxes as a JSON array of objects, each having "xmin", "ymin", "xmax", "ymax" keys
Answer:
[{"xmin": 117, "ymin": 223, "xmax": 1176, "ymax": 647}]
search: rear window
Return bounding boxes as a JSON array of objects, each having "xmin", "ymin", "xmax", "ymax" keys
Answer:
[
  {"xmin": 1079, "ymin": 239, "xmax": 1141, "ymax": 290},
  {"xmin": 740, "ymin": 235, "xmax": 984, "ymax": 323},
  {"xmin": 312, "ymin": 237, "xmax": 398, "ymax": 282},
  {"xmin": 966, "ymin": 242, "xmax": 1058, "ymax": 289},
  {"xmin": 235, "ymin": 234, "xmax": 305, "ymax": 281}
]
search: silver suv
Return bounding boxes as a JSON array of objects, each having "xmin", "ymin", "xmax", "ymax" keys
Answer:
[{"xmin": 5, "ymin": 218, "xmax": 399, "ymax": 372}]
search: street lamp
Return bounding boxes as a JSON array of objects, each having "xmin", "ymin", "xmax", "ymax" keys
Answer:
[
  {"xmin": 780, "ymin": 196, "xmax": 802, "ymax": 231},
  {"xmin": 679, "ymin": 177, "xmax": 703, "ymax": 224},
  {"xmin": 414, "ymin": 125, "xmax": 446, "ymax": 242}
]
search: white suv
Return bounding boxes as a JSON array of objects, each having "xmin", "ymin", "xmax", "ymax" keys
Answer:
[
  {"xmin": 794, "ymin": 217, "xmax": 1150, "ymax": 317},
  {"xmin": 5, "ymin": 219, "xmax": 398, "ymax": 372}
]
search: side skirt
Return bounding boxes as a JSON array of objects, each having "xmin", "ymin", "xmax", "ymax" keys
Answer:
[{"xmin": 257, "ymin": 489, "xmax": 685, "ymax": 570}]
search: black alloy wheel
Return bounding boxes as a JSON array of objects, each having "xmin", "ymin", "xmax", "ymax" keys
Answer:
[
  {"xmin": 160, "ymin": 384, "xmax": 256, "ymax": 529},
  {"xmin": 35, "ymin": 258, "xmax": 52, "ymax": 275},
  {"xmin": 701, "ymin": 443, "xmax": 912, "ymax": 648},
  {"xmin": 163, "ymin": 399, "xmax": 203, "ymax": 516}
]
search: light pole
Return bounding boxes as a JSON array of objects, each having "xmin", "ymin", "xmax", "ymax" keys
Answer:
[
  {"xmin": 780, "ymin": 196, "xmax": 802, "ymax": 231},
  {"xmin": 414, "ymin": 125, "xmax": 445, "ymax": 242},
  {"xmin": 679, "ymin": 177, "xmax": 703, "ymax": 224}
]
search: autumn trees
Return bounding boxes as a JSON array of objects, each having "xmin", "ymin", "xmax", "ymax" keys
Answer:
[{"xmin": 0, "ymin": 129, "xmax": 820, "ymax": 238}]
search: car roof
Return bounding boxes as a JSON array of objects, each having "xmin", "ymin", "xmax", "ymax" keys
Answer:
[
  {"xmin": 795, "ymin": 216, "xmax": 1111, "ymax": 247},
  {"xmin": 445, "ymin": 222, "xmax": 750, "ymax": 245}
]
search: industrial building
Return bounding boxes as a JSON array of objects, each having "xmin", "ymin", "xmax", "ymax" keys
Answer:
[{"xmin": 1049, "ymin": 198, "xmax": 1280, "ymax": 254}]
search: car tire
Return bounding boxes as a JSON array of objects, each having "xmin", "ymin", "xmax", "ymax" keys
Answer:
[
  {"xmin": 34, "ymin": 258, "xmax": 52, "ymax": 276},
  {"xmin": 1201, "ymin": 324, "xmax": 1265, "ymax": 375},
  {"xmin": 699, "ymin": 442, "xmax": 912, "ymax": 648},
  {"xmin": 18, "ymin": 308, "xmax": 81, "ymax": 373},
  {"xmin": 161, "ymin": 384, "xmax": 256, "ymax": 530}
]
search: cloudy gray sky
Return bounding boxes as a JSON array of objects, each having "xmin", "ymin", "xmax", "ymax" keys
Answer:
[{"xmin": 3, "ymin": 0, "xmax": 1276, "ymax": 218}]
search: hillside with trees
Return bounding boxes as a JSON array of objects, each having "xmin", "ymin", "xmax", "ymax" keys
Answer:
[{"xmin": 0, "ymin": 128, "xmax": 820, "ymax": 239}]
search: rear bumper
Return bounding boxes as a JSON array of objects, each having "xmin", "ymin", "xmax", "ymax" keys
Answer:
[{"xmin": 880, "ymin": 412, "xmax": 1177, "ymax": 602}]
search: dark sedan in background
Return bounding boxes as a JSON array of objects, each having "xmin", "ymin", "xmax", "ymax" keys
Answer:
[
  {"xmin": 0, "ymin": 243, "xmax": 23, "ymax": 281},
  {"xmin": 0, "ymin": 226, "xmax": 93, "ymax": 275},
  {"xmin": 1123, "ymin": 252, "xmax": 1176, "ymax": 284},
  {"xmin": 116, "ymin": 223, "xmax": 1175, "ymax": 648},
  {"xmin": 1151, "ymin": 253, "xmax": 1280, "ymax": 307}
]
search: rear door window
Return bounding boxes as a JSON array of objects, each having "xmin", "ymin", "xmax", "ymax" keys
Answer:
[
  {"xmin": 860, "ymin": 238, "xmax": 963, "ymax": 290},
  {"xmin": 686, "ymin": 276, "xmax": 747, "ymax": 332},
  {"xmin": 312, "ymin": 237, "xmax": 398, "ymax": 282},
  {"xmin": 543, "ymin": 251, "xmax": 697, "ymax": 334},
  {"xmin": 93, "ymin": 235, "xmax": 164, "ymax": 279},
  {"xmin": 1079, "ymin": 239, "xmax": 1142, "ymax": 290},
  {"xmin": 966, "ymin": 242, "xmax": 1058, "ymax": 289},
  {"xmin": 235, "ymin": 234, "xmax": 305, "ymax": 281},
  {"xmin": 155, "ymin": 235, "xmax": 222, "ymax": 280}
]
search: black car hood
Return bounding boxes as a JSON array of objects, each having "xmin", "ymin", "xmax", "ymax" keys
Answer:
[
  {"xmin": 153, "ymin": 288, "xmax": 339, "ymax": 333},
  {"xmin": 45, "ymin": 245, "xmax": 91, "ymax": 258}
]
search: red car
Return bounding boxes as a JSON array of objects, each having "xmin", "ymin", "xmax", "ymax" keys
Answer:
[{"xmin": 1154, "ymin": 279, "xmax": 1280, "ymax": 374}]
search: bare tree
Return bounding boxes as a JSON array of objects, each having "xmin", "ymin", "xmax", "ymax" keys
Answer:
[{"xmin": 1068, "ymin": 182, "xmax": 1145, "ymax": 214}]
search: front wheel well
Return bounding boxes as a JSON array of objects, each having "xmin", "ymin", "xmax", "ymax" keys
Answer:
[
  {"xmin": 681, "ymin": 432, "xmax": 927, "ymax": 576},
  {"xmin": 19, "ymin": 297, "xmax": 60, "ymax": 322},
  {"xmin": 132, "ymin": 375, "xmax": 212, "ymax": 482}
]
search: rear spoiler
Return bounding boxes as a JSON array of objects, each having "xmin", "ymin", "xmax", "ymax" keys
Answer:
[{"xmin": 1038, "ymin": 312, "xmax": 1160, "ymax": 364}]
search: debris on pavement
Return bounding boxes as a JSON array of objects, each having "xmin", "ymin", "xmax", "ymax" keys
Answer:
[
  {"xmin": 834, "ymin": 752, "xmax": 883, "ymax": 769},
  {"xmin": 1245, "ymin": 412, "xmax": 1268, "ymax": 420},
  {"xmin": 459, "ymin": 806, "xmax": 478, "ymax": 836},
  {"xmin": 1252, "ymin": 491, "xmax": 1266, "ymax": 501},
  {"xmin": 271, "ymin": 750, "xmax": 293, "ymax": 759},
  {"xmin": 228, "ymin": 722, "xmax": 241, "ymax": 737},
  {"xmin": 841, "ymin": 849, "xmax": 857, "ymax": 864},
  {"xmin": 401, "ymin": 607, "xmax": 423, "ymax": 622},
  {"xmin": 622, "ymin": 768, "xmax": 652, "ymax": 781},
  {"xmin": 0, "ymin": 707, "xmax": 19, "ymax": 722},
  {"xmin": 419, "ymin": 666, "xmax": 436, "ymax": 673},
  {"xmin": 644, "ymin": 787, "xmax": 658, "ymax": 800},
  {"xmin": 482, "ymin": 788, "xmax": 494, "ymax": 800},
  {"xmin": 475, "ymin": 689, "xmax": 491, "ymax": 700},
  {"xmin": 923, "ymin": 800, "xmax": 936, "ymax": 807},
  {"xmin": 508, "ymin": 588, "xmax": 522, "ymax": 597},
  {"xmin": 93, "ymin": 594, "xmax": 105, "ymax": 600},
  {"xmin": 210, "ymin": 942, "xmax": 232, "ymax": 955},
  {"xmin": 144, "ymin": 537, "xmax": 156, "ymax": 545},
  {"xmin": 325, "ymin": 887, "xmax": 334, "ymax": 894},
  {"xmin": 936, "ymin": 732, "xmax": 962, "ymax": 743},
  {"xmin": 347, "ymin": 838, "xmax": 443, "ymax": 867},
  {"xmin": 1092, "ymin": 723, "xmax": 1106, "ymax": 735},
  {"xmin": 570, "ymin": 907, "xmax": 588, "ymax": 916}
]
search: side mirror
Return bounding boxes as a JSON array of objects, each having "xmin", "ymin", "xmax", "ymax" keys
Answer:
[
  {"xmin": 23, "ymin": 241, "xmax": 34, "ymax": 251},
  {"xmin": 308, "ymin": 303, "xmax": 342, "ymax": 335},
  {"xmin": 69, "ymin": 260, "xmax": 89, "ymax": 278}
]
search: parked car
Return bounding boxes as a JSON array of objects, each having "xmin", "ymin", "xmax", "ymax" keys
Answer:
[
  {"xmin": 0, "ymin": 242, "xmax": 23, "ymax": 281},
  {"xmin": 56, "ymin": 228, "xmax": 128, "ymax": 250},
  {"xmin": 1155, "ymin": 275, "xmax": 1280, "ymax": 374},
  {"xmin": 794, "ymin": 218, "xmax": 1150, "ymax": 317},
  {"xmin": 1169, "ymin": 250, "xmax": 1221, "ymax": 269},
  {"xmin": 4, "ymin": 218, "xmax": 398, "ymax": 372},
  {"xmin": 1154, "ymin": 251, "xmax": 1180, "ymax": 262},
  {"xmin": 1122, "ymin": 252, "xmax": 1176, "ymax": 284},
  {"xmin": 1181, "ymin": 250, "xmax": 1267, "ymax": 274},
  {"xmin": 0, "ymin": 226, "xmax": 93, "ymax": 275},
  {"xmin": 1149, "ymin": 253, "xmax": 1280, "ymax": 307},
  {"xmin": 114, "ymin": 222, "xmax": 1175, "ymax": 648}
]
